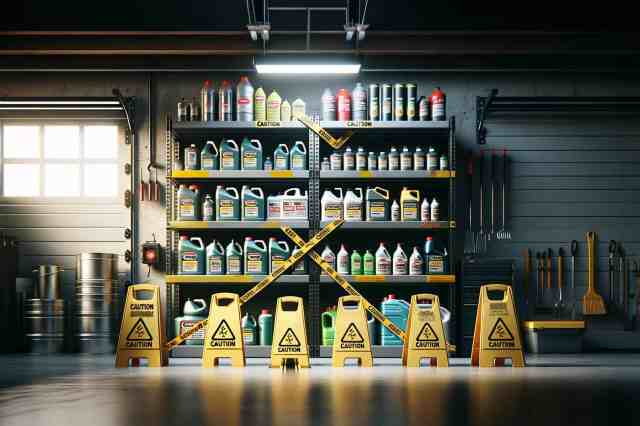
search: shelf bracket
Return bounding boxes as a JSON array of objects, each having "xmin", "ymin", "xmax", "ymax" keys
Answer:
[{"xmin": 476, "ymin": 88, "xmax": 498, "ymax": 145}]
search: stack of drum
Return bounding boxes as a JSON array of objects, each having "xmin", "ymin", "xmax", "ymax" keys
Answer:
[{"xmin": 75, "ymin": 253, "xmax": 120, "ymax": 354}]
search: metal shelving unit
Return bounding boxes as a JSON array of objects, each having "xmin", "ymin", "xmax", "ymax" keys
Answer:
[
  {"xmin": 318, "ymin": 275, "xmax": 455, "ymax": 284},
  {"xmin": 319, "ymin": 220, "xmax": 454, "ymax": 230},
  {"xmin": 166, "ymin": 274, "xmax": 310, "ymax": 284},
  {"xmin": 320, "ymin": 170, "xmax": 454, "ymax": 179},
  {"xmin": 168, "ymin": 220, "xmax": 310, "ymax": 230},
  {"xmin": 171, "ymin": 170, "xmax": 309, "ymax": 179}
]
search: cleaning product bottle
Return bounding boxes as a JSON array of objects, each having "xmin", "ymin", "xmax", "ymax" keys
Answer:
[
  {"xmin": 368, "ymin": 152, "xmax": 377, "ymax": 170},
  {"xmin": 264, "ymin": 156, "xmax": 274, "ymax": 171},
  {"xmin": 258, "ymin": 309, "xmax": 274, "ymax": 345},
  {"xmin": 392, "ymin": 243, "xmax": 408, "ymax": 275},
  {"xmin": 177, "ymin": 184, "xmax": 200, "ymax": 221},
  {"xmin": 184, "ymin": 144, "xmax": 199, "ymax": 170},
  {"xmin": 378, "ymin": 151, "xmax": 388, "ymax": 170},
  {"xmin": 427, "ymin": 146, "xmax": 438, "ymax": 171},
  {"xmin": 365, "ymin": 187, "xmax": 390, "ymax": 221},
  {"xmin": 343, "ymin": 146, "xmax": 355, "ymax": 170},
  {"xmin": 206, "ymin": 240, "xmax": 226, "ymax": 275},
  {"xmin": 389, "ymin": 146, "xmax": 400, "ymax": 170},
  {"xmin": 400, "ymin": 187, "xmax": 420, "ymax": 221},
  {"xmin": 254, "ymin": 87, "xmax": 267, "ymax": 121},
  {"xmin": 178, "ymin": 236, "xmax": 205, "ymax": 275},
  {"xmin": 425, "ymin": 236, "xmax": 448, "ymax": 274},
  {"xmin": 400, "ymin": 146, "xmax": 413, "ymax": 170},
  {"xmin": 337, "ymin": 244, "xmax": 350, "ymax": 275},
  {"xmin": 267, "ymin": 193, "xmax": 282, "ymax": 219},
  {"xmin": 421, "ymin": 198, "xmax": 430, "ymax": 221},
  {"xmin": 321, "ymin": 188, "xmax": 344, "ymax": 221},
  {"xmin": 174, "ymin": 299, "xmax": 207, "ymax": 346},
  {"xmin": 281, "ymin": 188, "xmax": 308, "ymax": 219},
  {"xmin": 375, "ymin": 242, "xmax": 391, "ymax": 275},
  {"xmin": 216, "ymin": 186, "xmax": 240, "ymax": 221},
  {"xmin": 391, "ymin": 200, "xmax": 401, "ymax": 222},
  {"xmin": 281, "ymin": 99, "xmax": 292, "ymax": 121},
  {"xmin": 409, "ymin": 246, "xmax": 423, "ymax": 275},
  {"xmin": 321, "ymin": 245, "xmax": 336, "ymax": 273},
  {"xmin": 226, "ymin": 240, "xmax": 243, "ymax": 274},
  {"xmin": 363, "ymin": 250, "xmax": 375, "ymax": 275},
  {"xmin": 343, "ymin": 188, "xmax": 364, "ymax": 222},
  {"xmin": 266, "ymin": 90, "xmax": 282, "ymax": 121},
  {"xmin": 269, "ymin": 238, "xmax": 290, "ymax": 273},
  {"xmin": 241, "ymin": 186, "xmax": 265, "ymax": 221},
  {"xmin": 220, "ymin": 139, "xmax": 240, "ymax": 170},
  {"xmin": 273, "ymin": 144, "xmax": 290, "ymax": 170},
  {"xmin": 351, "ymin": 250, "xmax": 362, "ymax": 275},
  {"xmin": 356, "ymin": 147, "xmax": 367, "ymax": 171},
  {"xmin": 200, "ymin": 141, "xmax": 219, "ymax": 170},
  {"xmin": 381, "ymin": 294, "xmax": 409, "ymax": 346},
  {"xmin": 430, "ymin": 197, "xmax": 440, "ymax": 221},
  {"xmin": 291, "ymin": 247, "xmax": 307, "ymax": 275},
  {"xmin": 322, "ymin": 309, "xmax": 337, "ymax": 346},
  {"xmin": 244, "ymin": 238, "xmax": 268, "ymax": 274},
  {"xmin": 202, "ymin": 194, "xmax": 215, "ymax": 221},
  {"xmin": 292, "ymin": 98, "xmax": 306, "ymax": 119},
  {"xmin": 290, "ymin": 141, "xmax": 307, "ymax": 170},
  {"xmin": 241, "ymin": 313, "xmax": 258, "ymax": 345},
  {"xmin": 330, "ymin": 151, "xmax": 343, "ymax": 170},
  {"xmin": 241, "ymin": 138, "xmax": 263, "ymax": 170},
  {"xmin": 236, "ymin": 76, "xmax": 254, "ymax": 122}
]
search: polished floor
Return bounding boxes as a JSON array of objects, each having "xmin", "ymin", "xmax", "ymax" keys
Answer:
[{"xmin": 1, "ymin": 355, "xmax": 640, "ymax": 426}]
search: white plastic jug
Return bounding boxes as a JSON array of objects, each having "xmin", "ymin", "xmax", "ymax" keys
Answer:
[
  {"xmin": 282, "ymin": 188, "xmax": 308, "ymax": 219},
  {"xmin": 267, "ymin": 194, "xmax": 282, "ymax": 219},
  {"xmin": 321, "ymin": 188, "xmax": 344, "ymax": 221},
  {"xmin": 392, "ymin": 243, "xmax": 408, "ymax": 275},
  {"xmin": 375, "ymin": 242, "xmax": 391, "ymax": 275},
  {"xmin": 343, "ymin": 188, "xmax": 364, "ymax": 222}
]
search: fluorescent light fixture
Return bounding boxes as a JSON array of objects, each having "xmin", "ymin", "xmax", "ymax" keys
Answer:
[{"xmin": 255, "ymin": 63, "xmax": 360, "ymax": 75}]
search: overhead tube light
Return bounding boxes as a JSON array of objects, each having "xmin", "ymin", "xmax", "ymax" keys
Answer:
[{"xmin": 255, "ymin": 56, "xmax": 361, "ymax": 75}]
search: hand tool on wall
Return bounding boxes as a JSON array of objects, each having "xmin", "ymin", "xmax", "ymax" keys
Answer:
[
  {"xmin": 618, "ymin": 244, "xmax": 625, "ymax": 315},
  {"xmin": 555, "ymin": 248, "xmax": 565, "ymax": 318},
  {"xmin": 151, "ymin": 168, "xmax": 160, "ymax": 202},
  {"xmin": 464, "ymin": 156, "xmax": 476, "ymax": 254},
  {"xmin": 570, "ymin": 240, "xmax": 578, "ymax": 319},
  {"xmin": 583, "ymin": 231, "xmax": 606, "ymax": 315},
  {"xmin": 541, "ymin": 251, "xmax": 547, "ymax": 306},
  {"xmin": 608, "ymin": 240, "xmax": 617, "ymax": 313},
  {"xmin": 478, "ymin": 150, "xmax": 486, "ymax": 253},
  {"xmin": 546, "ymin": 248, "xmax": 553, "ymax": 308},
  {"xmin": 489, "ymin": 149, "xmax": 496, "ymax": 241},
  {"xmin": 139, "ymin": 167, "xmax": 148, "ymax": 202},
  {"xmin": 497, "ymin": 149, "xmax": 511, "ymax": 240},
  {"xmin": 536, "ymin": 252, "xmax": 542, "ymax": 308},
  {"xmin": 523, "ymin": 249, "xmax": 531, "ymax": 308}
]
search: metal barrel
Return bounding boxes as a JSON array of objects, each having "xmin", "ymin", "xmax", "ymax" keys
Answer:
[
  {"xmin": 76, "ymin": 253, "xmax": 118, "ymax": 281},
  {"xmin": 24, "ymin": 299, "xmax": 65, "ymax": 354},
  {"xmin": 34, "ymin": 265, "xmax": 63, "ymax": 299}
]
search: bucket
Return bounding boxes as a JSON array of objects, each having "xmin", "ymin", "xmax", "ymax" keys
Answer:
[
  {"xmin": 241, "ymin": 138, "xmax": 263, "ymax": 170},
  {"xmin": 33, "ymin": 265, "xmax": 64, "ymax": 299},
  {"xmin": 24, "ymin": 299, "xmax": 65, "ymax": 354},
  {"xmin": 216, "ymin": 186, "xmax": 240, "ymax": 221},
  {"xmin": 220, "ymin": 139, "xmax": 240, "ymax": 170},
  {"xmin": 241, "ymin": 186, "xmax": 265, "ymax": 221}
]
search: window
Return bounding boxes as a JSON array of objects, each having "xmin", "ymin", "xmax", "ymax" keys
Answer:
[{"xmin": 1, "ymin": 123, "xmax": 120, "ymax": 197}]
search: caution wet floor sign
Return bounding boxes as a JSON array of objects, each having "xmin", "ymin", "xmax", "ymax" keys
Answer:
[
  {"xmin": 402, "ymin": 293, "xmax": 449, "ymax": 367},
  {"xmin": 271, "ymin": 296, "xmax": 310, "ymax": 368},
  {"xmin": 203, "ymin": 293, "xmax": 245, "ymax": 367},
  {"xmin": 332, "ymin": 296, "xmax": 372, "ymax": 367}
]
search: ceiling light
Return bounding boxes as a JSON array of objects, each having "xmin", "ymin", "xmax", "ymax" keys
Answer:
[{"xmin": 255, "ymin": 63, "xmax": 361, "ymax": 75}]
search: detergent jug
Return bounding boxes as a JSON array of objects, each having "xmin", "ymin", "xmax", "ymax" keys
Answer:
[
  {"xmin": 321, "ymin": 245, "xmax": 336, "ymax": 273},
  {"xmin": 200, "ymin": 141, "xmax": 219, "ymax": 170},
  {"xmin": 421, "ymin": 198, "xmax": 430, "ymax": 221},
  {"xmin": 391, "ymin": 200, "xmax": 400, "ymax": 222},
  {"xmin": 392, "ymin": 243, "xmax": 408, "ymax": 275},
  {"xmin": 281, "ymin": 99, "xmax": 292, "ymax": 121},
  {"xmin": 226, "ymin": 240, "xmax": 243, "ymax": 274},
  {"xmin": 321, "ymin": 188, "xmax": 344, "ymax": 221},
  {"xmin": 375, "ymin": 242, "xmax": 391, "ymax": 275},
  {"xmin": 184, "ymin": 144, "xmax": 199, "ymax": 170},
  {"xmin": 321, "ymin": 309, "xmax": 337, "ymax": 346},
  {"xmin": 273, "ymin": 144, "xmax": 290, "ymax": 170},
  {"xmin": 174, "ymin": 299, "xmax": 207, "ymax": 346},
  {"xmin": 244, "ymin": 238, "xmax": 268, "ymax": 274},
  {"xmin": 258, "ymin": 309, "xmax": 274, "ymax": 345},
  {"xmin": 381, "ymin": 294, "xmax": 409, "ymax": 346},
  {"xmin": 292, "ymin": 98, "xmax": 306, "ymax": 119},
  {"xmin": 350, "ymin": 250, "xmax": 362, "ymax": 275},
  {"xmin": 206, "ymin": 240, "xmax": 225, "ymax": 275},
  {"xmin": 425, "ymin": 236, "xmax": 449, "ymax": 274},
  {"xmin": 269, "ymin": 238, "xmax": 291, "ymax": 273},
  {"xmin": 290, "ymin": 141, "xmax": 307, "ymax": 170},
  {"xmin": 344, "ymin": 188, "xmax": 364, "ymax": 222},
  {"xmin": 400, "ymin": 187, "xmax": 421, "ymax": 221},
  {"xmin": 281, "ymin": 188, "xmax": 308, "ymax": 219},
  {"xmin": 216, "ymin": 186, "xmax": 240, "ymax": 221},
  {"xmin": 266, "ymin": 90, "xmax": 282, "ymax": 121},
  {"xmin": 366, "ymin": 187, "xmax": 390, "ymax": 221},
  {"xmin": 363, "ymin": 250, "xmax": 375, "ymax": 275},
  {"xmin": 220, "ymin": 139, "xmax": 240, "ymax": 170},
  {"xmin": 241, "ymin": 186, "xmax": 265, "ymax": 221},
  {"xmin": 267, "ymin": 193, "xmax": 282, "ymax": 219},
  {"xmin": 177, "ymin": 184, "xmax": 200, "ymax": 221},
  {"xmin": 337, "ymin": 244, "xmax": 350, "ymax": 275},
  {"xmin": 241, "ymin": 138, "xmax": 263, "ymax": 170},
  {"xmin": 242, "ymin": 313, "xmax": 258, "ymax": 345},
  {"xmin": 291, "ymin": 247, "xmax": 307, "ymax": 275},
  {"xmin": 409, "ymin": 246, "xmax": 424, "ymax": 275},
  {"xmin": 178, "ymin": 236, "xmax": 205, "ymax": 275}
]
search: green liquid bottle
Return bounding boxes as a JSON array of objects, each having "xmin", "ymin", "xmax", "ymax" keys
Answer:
[
  {"xmin": 363, "ymin": 250, "xmax": 375, "ymax": 275},
  {"xmin": 351, "ymin": 250, "xmax": 362, "ymax": 275}
]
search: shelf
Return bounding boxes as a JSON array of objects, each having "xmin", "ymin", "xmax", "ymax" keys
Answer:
[
  {"xmin": 166, "ymin": 274, "xmax": 309, "ymax": 285},
  {"xmin": 172, "ymin": 120, "xmax": 450, "ymax": 133},
  {"xmin": 319, "ymin": 274, "xmax": 456, "ymax": 284},
  {"xmin": 320, "ymin": 220, "xmax": 454, "ymax": 229},
  {"xmin": 319, "ymin": 120, "xmax": 450, "ymax": 130},
  {"xmin": 171, "ymin": 345, "xmax": 272, "ymax": 358},
  {"xmin": 319, "ymin": 346, "xmax": 403, "ymax": 358},
  {"xmin": 168, "ymin": 220, "xmax": 309, "ymax": 230},
  {"xmin": 171, "ymin": 170, "xmax": 309, "ymax": 180},
  {"xmin": 320, "ymin": 170, "xmax": 454, "ymax": 179}
]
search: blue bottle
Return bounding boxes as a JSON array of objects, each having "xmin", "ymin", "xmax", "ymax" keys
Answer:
[{"xmin": 380, "ymin": 294, "xmax": 409, "ymax": 346}]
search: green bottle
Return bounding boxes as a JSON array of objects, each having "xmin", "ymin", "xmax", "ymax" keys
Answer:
[
  {"xmin": 363, "ymin": 250, "xmax": 375, "ymax": 275},
  {"xmin": 351, "ymin": 250, "xmax": 362, "ymax": 275}
]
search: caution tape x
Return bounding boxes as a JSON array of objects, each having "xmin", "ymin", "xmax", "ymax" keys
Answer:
[{"xmin": 297, "ymin": 115, "xmax": 354, "ymax": 149}]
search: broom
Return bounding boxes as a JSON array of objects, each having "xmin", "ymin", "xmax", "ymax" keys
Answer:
[{"xmin": 582, "ymin": 231, "xmax": 607, "ymax": 315}]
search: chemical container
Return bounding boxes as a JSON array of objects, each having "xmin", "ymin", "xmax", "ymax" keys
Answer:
[
  {"xmin": 254, "ymin": 87, "xmax": 266, "ymax": 121},
  {"xmin": 389, "ymin": 147, "xmax": 400, "ymax": 170},
  {"xmin": 184, "ymin": 144, "xmax": 199, "ymax": 170},
  {"xmin": 400, "ymin": 147, "xmax": 413, "ymax": 170},
  {"xmin": 363, "ymin": 250, "xmax": 375, "ymax": 275},
  {"xmin": 378, "ymin": 152, "xmax": 388, "ymax": 170},
  {"xmin": 375, "ymin": 243, "xmax": 392, "ymax": 275},
  {"xmin": 409, "ymin": 247, "xmax": 423, "ymax": 275},
  {"xmin": 321, "ymin": 245, "xmax": 336, "ymax": 273},
  {"xmin": 368, "ymin": 152, "xmax": 377, "ymax": 170},
  {"xmin": 368, "ymin": 313, "xmax": 377, "ymax": 346},
  {"xmin": 414, "ymin": 147, "xmax": 425, "ymax": 170},
  {"xmin": 242, "ymin": 313, "xmax": 258, "ymax": 345},
  {"xmin": 281, "ymin": 99, "xmax": 292, "ymax": 121},
  {"xmin": 424, "ymin": 236, "xmax": 449, "ymax": 274},
  {"xmin": 266, "ymin": 90, "xmax": 282, "ymax": 121},
  {"xmin": 292, "ymin": 99, "xmax": 306, "ymax": 119},
  {"xmin": 321, "ymin": 188, "xmax": 344, "ymax": 221},
  {"xmin": 267, "ymin": 193, "xmax": 282, "ymax": 219},
  {"xmin": 226, "ymin": 240, "xmax": 243, "ymax": 274},
  {"xmin": 330, "ymin": 151, "xmax": 343, "ymax": 170},
  {"xmin": 392, "ymin": 243, "xmax": 408, "ymax": 275},
  {"xmin": 290, "ymin": 141, "xmax": 307, "ymax": 170},
  {"xmin": 351, "ymin": 250, "xmax": 362, "ymax": 275},
  {"xmin": 241, "ymin": 186, "xmax": 265, "ymax": 221},
  {"xmin": 427, "ymin": 147, "xmax": 438, "ymax": 171},
  {"xmin": 282, "ymin": 188, "xmax": 308, "ymax": 219},
  {"xmin": 202, "ymin": 194, "xmax": 215, "ymax": 221},
  {"xmin": 216, "ymin": 186, "xmax": 240, "ymax": 221},
  {"xmin": 244, "ymin": 238, "xmax": 268, "ymax": 275},
  {"xmin": 259, "ymin": 309, "xmax": 274, "ymax": 346},
  {"xmin": 356, "ymin": 147, "xmax": 367, "ymax": 171},
  {"xmin": 264, "ymin": 156, "xmax": 273, "ymax": 171},
  {"xmin": 381, "ymin": 295, "xmax": 409, "ymax": 346},
  {"xmin": 220, "ymin": 139, "xmax": 240, "ymax": 170},
  {"xmin": 366, "ymin": 187, "xmax": 390, "ymax": 221},
  {"xmin": 337, "ymin": 244, "xmax": 350, "ymax": 275},
  {"xmin": 177, "ymin": 184, "xmax": 200, "ymax": 221},
  {"xmin": 174, "ymin": 299, "xmax": 207, "ymax": 346},
  {"xmin": 241, "ymin": 138, "xmax": 263, "ymax": 170},
  {"xmin": 269, "ymin": 238, "xmax": 291, "ymax": 274},
  {"xmin": 344, "ymin": 147, "xmax": 355, "ymax": 170},
  {"xmin": 24, "ymin": 299, "xmax": 65, "ymax": 354},
  {"xmin": 206, "ymin": 240, "xmax": 226, "ymax": 275},
  {"xmin": 430, "ymin": 198, "xmax": 440, "ymax": 222},
  {"xmin": 421, "ymin": 198, "xmax": 430, "ymax": 221},
  {"xmin": 201, "ymin": 141, "xmax": 219, "ymax": 170},
  {"xmin": 236, "ymin": 76, "xmax": 254, "ymax": 122},
  {"xmin": 178, "ymin": 236, "xmax": 205, "ymax": 275},
  {"xmin": 291, "ymin": 247, "xmax": 307, "ymax": 275},
  {"xmin": 274, "ymin": 144, "xmax": 290, "ymax": 170},
  {"xmin": 391, "ymin": 200, "xmax": 400, "ymax": 222},
  {"xmin": 322, "ymin": 309, "xmax": 337, "ymax": 346},
  {"xmin": 400, "ymin": 188, "xmax": 421, "ymax": 221},
  {"xmin": 344, "ymin": 188, "xmax": 364, "ymax": 222}
]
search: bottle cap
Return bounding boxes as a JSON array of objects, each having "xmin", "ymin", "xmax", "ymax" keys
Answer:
[
  {"xmin": 180, "ymin": 235, "xmax": 188, "ymax": 240},
  {"xmin": 261, "ymin": 309, "xmax": 270, "ymax": 315},
  {"xmin": 388, "ymin": 294, "xmax": 396, "ymax": 300},
  {"xmin": 426, "ymin": 236, "xmax": 433, "ymax": 240}
]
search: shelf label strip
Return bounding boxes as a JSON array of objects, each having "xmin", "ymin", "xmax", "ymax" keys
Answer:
[{"xmin": 297, "ymin": 115, "xmax": 354, "ymax": 149}]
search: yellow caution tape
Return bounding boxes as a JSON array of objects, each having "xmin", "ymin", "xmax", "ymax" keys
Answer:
[
  {"xmin": 283, "ymin": 228, "xmax": 407, "ymax": 341},
  {"xmin": 297, "ymin": 115, "xmax": 354, "ymax": 149},
  {"xmin": 164, "ymin": 219, "xmax": 344, "ymax": 350}
]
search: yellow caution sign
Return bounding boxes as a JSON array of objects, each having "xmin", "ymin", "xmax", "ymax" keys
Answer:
[
  {"xmin": 271, "ymin": 296, "xmax": 310, "ymax": 368},
  {"xmin": 333, "ymin": 296, "xmax": 373, "ymax": 367},
  {"xmin": 202, "ymin": 293, "xmax": 245, "ymax": 368},
  {"xmin": 115, "ymin": 284, "xmax": 167, "ymax": 367},
  {"xmin": 402, "ymin": 293, "xmax": 449, "ymax": 367},
  {"xmin": 471, "ymin": 284, "xmax": 525, "ymax": 368},
  {"xmin": 164, "ymin": 219, "xmax": 344, "ymax": 351},
  {"xmin": 297, "ymin": 115, "xmax": 354, "ymax": 149}
]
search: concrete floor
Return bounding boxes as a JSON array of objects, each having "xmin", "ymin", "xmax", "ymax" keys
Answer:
[{"xmin": 1, "ymin": 355, "xmax": 640, "ymax": 426}]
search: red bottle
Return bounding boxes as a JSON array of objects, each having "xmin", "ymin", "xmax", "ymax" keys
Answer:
[
  {"xmin": 430, "ymin": 87, "xmax": 446, "ymax": 121},
  {"xmin": 336, "ymin": 88, "xmax": 352, "ymax": 121}
]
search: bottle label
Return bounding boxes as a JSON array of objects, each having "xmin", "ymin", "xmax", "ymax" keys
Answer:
[
  {"xmin": 431, "ymin": 205, "xmax": 440, "ymax": 222},
  {"xmin": 368, "ymin": 201, "xmax": 387, "ymax": 219},
  {"xmin": 368, "ymin": 157, "xmax": 377, "ymax": 170},
  {"xmin": 255, "ymin": 95, "xmax": 266, "ymax": 121},
  {"xmin": 271, "ymin": 256, "xmax": 288, "ymax": 272},
  {"xmin": 376, "ymin": 258, "xmax": 391, "ymax": 275},
  {"xmin": 202, "ymin": 158, "xmax": 215, "ymax": 169},
  {"xmin": 227, "ymin": 256, "xmax": 241, "ymax": 274},
  {"xmin": 268, "ymin": 201, "xmax": 282, "ymax": 219},
  {"xmin": 389, "ymin": 156, "xmax": 400, "ymax": 170},
  {"xmin": 238, "ymin": 96, "xmax": 252, "ymax": 113},
  {"xmin": 394, "ymin": 258, "xmax": 407, "ymax": 275},
  {"xmin": 186, "ymin": 151, "xmax": 197, "ymax": 169},
  {"xmin": 401, "ymin": 155, "xmax": 412, "ymax": 170},
  {"xmin": 292, "ymin": 155, "xmax": 305, "ymax": 170},
  {"xmin": 344, "ymin": 155, "xmax": 355, "ymax": 170},
  {"xmin": 283, "ymin": 200, "xmax": 306, "ymax": 219},
  {"xmin": 180, "ymin": 320, "xmax": 205, "ymax": 340},
  {"xmin": 427, "ymin": 155, "xmax": 438, "ymax": 171},
  {"xmin": 243, "ymin": 329, "xmax": 255, "ymax": 344},
  {"xmin": 323, "ymin": 204, "xmax": 343, "ymax": 219},
  {"xmin": 181, "ymin": 252, "xmax": 198, "ymax": 273},
  {"xmin": 421, "ymin": 204, "xmax": 430, "ymax": 221},
  {"xmin": 322, "ymin": 254, "xmax": 336, "ymax": 274},
  {"xmin": 402, "ymin": 201, "xmax": 418, "ymax": 220},
  {"xmin": 432, "ymin": 98, "xmax": 445, "ymax": 120},
  {"xmin": 203, "ymin": 204, "xmax": 214, "ymax": 219},
  {"xmin": 243, "ymin": 200, "xmax": 259, "ymax": 218},
  {"xmin": 222, "ymin": 152, "xmax": 236, "ymax": 169},
  {"xmin": 352, "ymin": 258, "xmax": 362, "ymax": 274},
  {"xmin": 364, "ymin": 258, "xmax": 374, "ymax": 273},
  {"xmin": 219, "ymin": 199, "xmax": 236, "ymax": 218},
  {"xmin": 246, "ymin": 252, "xmax": 264, "ymax": 273},
  {"xmin": 345, "ymin": 205, "xmax": 363, "ymax": 220},
  {"xmin": 409, "ymin": 257, "xmax": 423, "ymax": 275},
  {"xmin": 208, "ymin": 256, "xmax": 223, "ymax": 274},
  {"xmin": 275, "ymin": 155, "xmax": 288, "ymax": 170},
  {"xmin": 378, "ymin": 157, "xmax": 388, "ymax": 170},
  {"xmin": 414, "ymin": 156, "xmax": 425, "ymax": 170},
  {"xmin": 428, "ymin": 256, "xmax": 445, "ymax": 274},
  {"xmin": 356, "ymin": 155, "xmax": 367, "ymax": 170},
  {"xmin": 243, "ymin": 152, "xmax": 257, "ymax": 169},
  {"xmin": 179, "ymin": 199, "xmax": 195, "ymax": 219},
  {"xmin": 338, "ymin": 256, "xmax": 349, "ymax": 274}
]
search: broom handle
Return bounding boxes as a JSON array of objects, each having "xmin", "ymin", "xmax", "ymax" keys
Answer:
[{"xmin": 587, "ymin": 232, "xmax": 596, "ymax": 293}]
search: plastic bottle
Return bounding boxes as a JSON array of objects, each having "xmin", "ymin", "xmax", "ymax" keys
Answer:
[
  {"xmin": 392, "ymin": 243, "xmax": 408, "ymax": 275},
  {"xmin": 378, "ymin": 152, "xmax": 388, "ymax": 170},
  {"xmin": 177, "ymin": 184, "xmax": 200, "ymax": 221},
  {"xmin": 281, "ymin": 99, "xmax": 292, "ymax": 122},
  {"xmin": 267, "ymin": 193, "xmax": 282, "ymax": 219},
  {"xmin": 291, "ymin": 247, "xmax": 307, "ymax": 275},
  {"xmin": 351, "ymin": 250, "xmax": 362, "ymax": 275},
  {"xmin": 174, "ymin": 299, "xmax": 207, "ymax": 346},
  {"xmin": 177, "ymin": 97, "xmax": 186, "ymax": 122},
  {"xmin": 258, "ymin": 309, "xmax": 274, "ymax": 346},
  {"xmin": 375, "ymin": 243, "xmax": 392, "ymax": 275},
  {"xmin": 337, "ymin": 244, "xmax": 350, "ymax": 275},
  {"xmin": 389, "ymin": 147, "xmax": 400, "ymax": 170},
  {"xmin": 321, "ymin": 88, "xmax": 336, "ymax": 121},
  {"xmin": 343, "ymin": 188, "xmax": 364, "ymax": 222},
  {"xmin": 254, "ymin": 87, "xmax": 267, "ymax": 121},
  {"xmin": 343, "ymin": 146, "xmax": 355, "ymax": 170},
  {"xmin": 352, "ymin": 82, "xmax": 368, "ymax": 120},
  {"xmin": 220, "ymin": 139, "xmax": 240, "ymax": 170},
  {"xmin": 218, "ymin": 80, "xmax": 233, "ymax": 121},
  {"xmin": 430, "ymin": 87, "xmax": 446, "ymax": 121},
  {"xmin": 269, "ymin": 238, "xmax": 291, "ymax": 274},
  {"xmin": 290, "ymin": 141, "xmax": 307, "ymax": 170},
  {"xmin": 191, "ymin": 97, "xmax": 201, "ymax": 121},
  {"xmin": 273, "ymin": 144, "xmax": 290, "ymax": 170},
  {"xmin": 400, "ymin": 147, "xmax": 413, "ymax": 170},
  {"xmin": 368, "ymin": 312, "xmax": 377, "ymax": 346},
  {"xmin": 363, "ymin": 250, "xmax": 375, "ymax": 275},
  {"xmin": 241, "ymin": 313, "xmax": 257, "ymax": 345},
  {"xmin": 414, "ymin": 147, "xmax": 425, "ymax": 170},
  {"xmin": 391, "ymin": 200, "xmax": 401, "ymax": 222},
  {"xmin": 241, "ymin": 138, "xmax": 263, "ymax": 170},
  {"xmin": 330, "ymin": 151, "xmax": 343, "ymax": 171},
  {"xmin": 440, "ymin": 154, "xmax": 448, "ymax": 171},
  {"xmin": 381, "ymin": 294, "xmax": 409, "ymax": 346},
  {"xmin": 201, "ymin": 81, "xmax": 215, "ymax": 122},
  {"xmin": 427, "ymin": 146, "xmax": 438, "ymax": 171},
  {"xmin": 241, "ymin": 186, "xmax": 265, "ymax": 221},
  {"xmin": 400, "ymin": 187, "xmax": 420, "ymax": 221},
  {"xmin": 281, "ymin": 188, "xmax": 308, "ymax": 219},
  {"xmin": 216, "ymin": 186, "xmax": 240, "ymax": 221},
  {"xmin": 236, "ymin": 76, "xmax": 254, "ymax": 122},
  {"xmin": 366, "ymin": 187, "xmax": 390, "ymax": 221},
  {"xmin": 409, "ymin": 246, "xmax": 423, "ymax": 275},
  {"xmin": 430, "ymin": 197, "xmax": 440, "ymax": 222},
  {"xmin": 356, "ymin": 147, "xmax": 367, "ymax": 171},
  {"xmin": 226, "ymin": 240, "xmax": 243, "ymax": 274},
  {"xmin": 244, "ymin": 238, "xmax": 268, "ymax": 274},
  {"xmin": 202, "ymin": 194, "xmax": 215, "ymax": 221},
  {"xmin": 264, "ymin": 156, "xmax": 274, "ymax": 171},
  {"xmin": 421, "ymin": 198, "xmax": 430, "ymax": 221},
  {"xmin": 321, "ymin": 245, "xmax": 336, "ymax": 274},
  {"xmin": 200, "ymin": 141, "xmax": 219, "ymax": 170},
  {"xmin": 184, "ymin": 144, "xmax": 199, "ymax": 170},
  {"xmin": 337, "ymin": 88, "xmax": 351, "ymax": 121},
  {"xmin": 368, "ymin": 152, "xmax": 377, "ymax": 171},
  {"xmin": 321, "ymin": 188, "xmax": 344, "ymax": 221},
  {"xmin": 292, "ymin": 98, "xmax": 306, "ymax": 119},
  {"xmin": 206, "ymin": 240, "xmax": 226, "ymax": 275},
  {"xmin": 321, "ymin": 157, "xmax": 331, "ymax": 171},
  {"xmin": 321, "ymin": 309, "xmax": 337, "ymax": 346},
  {"xmin": 425, "ymin": 236, "xmax": 449, "ymax": 275},
  {"xmin": 266, "ymin": 90, "xmax": 282, "ymax": 122},
  {"xmin": 178, "ymin": 236, "xmax": 205, "ymax": 275},
  {"xmin": 419, "ymin": 96, "xmax": 430, "ymax": 121}
]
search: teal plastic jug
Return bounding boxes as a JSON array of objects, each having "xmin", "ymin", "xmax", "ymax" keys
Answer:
[
  {"xmin": 241, "ymin": 313, "xmax": 258, "ymax": 345},
  {"xmin": 206, "ymin": 240, "xmax": 226, "ymax": 275},
  {"xmin": 201, "ymin": 140, "xmax": 219, "ymax": 171},
  {"xmin": 226, "ymin": 240, "xmax": 243, "ymax": 274},
  {"xmin": 244, "ymin": 238, "xmax": 268, "ymax": 274},
  {"xmin": 216, "ymin": 186, "xmax": 240, "ymax": 221},
  {"xmin": 241, "ymin": 186, "xmax": 266, "ymax": 221},
  {"xmin": 174, "ymin": 299, "xmax": 208, "ymax": 346},
  {"xmin": 424, "ymin": 236, "xmax": 449, "ymax": 274},
  {"xmin": 273, "ymin": 144, "xmax": 290, "ymax": 170},
  {"xmin": 290, "ymin": 141, "xmax": 307, "ymax": 170},
  {"xmin": 220, "ymin": 139, "xmax": 240, "ymax": 170},
  {"xmin": 177, "ymin": 184, "xmax": 200, "ymax": 221},
  {"xmin": 241, "ymin": 138, "xmax": 263, "ymax": 170},
  {"xmin": 258, "ymin": 309, "xmax": 274, "ymax": 346},
  {"xmin": 178, "ymin": 236, "xmax": 205, "ymax": 275},
  {"xmin": 365, "ymin": 187, "xmax": 390, "ymax": 221},
  {"xmin": 380, "ymin": 294, "xmax": 409, "ymax": 346},
  {"xmin": 269, "ymin": 238, "xmax": 291, "ymax": 273}
]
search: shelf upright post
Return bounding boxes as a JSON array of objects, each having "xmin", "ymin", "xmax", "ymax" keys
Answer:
[{"xmin": 309, "ymin": 113, "xmax": 322, "ymax": 356}]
